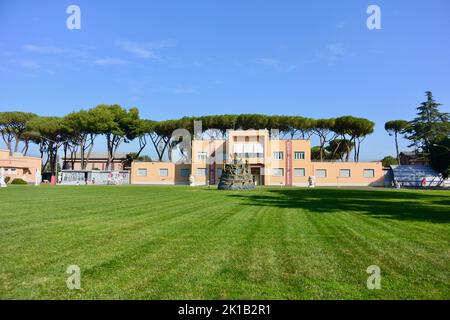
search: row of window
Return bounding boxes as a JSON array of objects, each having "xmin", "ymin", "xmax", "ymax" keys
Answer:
[
  {"xmin": 273, "ymin": 151, "xmax": 305, "ymax": 160},
  {"xmin": 235, "ymin": 153, "xmax": 264, "ymax": 158},
  {"xmin": 137, "ymin": 168, "xmax": 169, "ymax": 177},
  {"xmin": 196, "ymin": 168, "xmax": 224, "ymax": 177},
  {"xmin": 137, "ymin": 168, "xmax": 191, "ymax": 177},
  {"xmin": 137, "ymin": 167, "xmax": 375, "ymax": 178},
  {"xmin": 272, "ymin": 168, "xmax": 375, "ymax": 178},
  {"xmin": 1, "ymin": 168, "xmax": 17, "ymax": 174},
  {"xmin": 137, "ymin": 167, "xmax": 224, "ymax": 178},
  {"xmin": 272, "ymin": 168, "xmax": 306, "ymax": 177},
  {"xmin": 197, "ymin": 151, "xmax": 306, "ymax": 160}
]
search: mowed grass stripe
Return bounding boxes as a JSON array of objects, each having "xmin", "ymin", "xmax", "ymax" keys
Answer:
[{"xmin": 74, "ymin": 201, "xmax": 255, "ymax": 299}]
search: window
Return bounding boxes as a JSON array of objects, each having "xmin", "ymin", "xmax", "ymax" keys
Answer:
[
  {"xmin": 197, "ymin": 152, "xmax": 207, "ymax": 160},
  {"xmin": 364, "ymin": 169, "xmax": 375, "ymax": 178},
  {"xmin": 273, "ymin": 168, "xmax": 284, "ymax": 176},
  {"xmin": 316, "ymin": 169, "xmax": 327, "ymax": 178},
  {"xmin": 137, "ymin": 168, "xmax": 147, "ymax": 176},
  {"xmin": 180, "ymin": 168, "xmax": 190, "ymax": 177},
  {"xmin": 159, "ymin": 169, "xmax": 168, "ymax": 177},
  {"xmin": 5, "ymin": 168, "xmax": 17, "ymax": 175},
  {"xmin": 294, "ymin": 168, "xmax": 305, "ymax": 177},
  {"xmin": 197, "ymin": 168, "xmax": 207, "ymax": 176},
  {"xmin": 294, "ymin": 152, "xmax": 305, "ymax": 160},
  {"xmin": 236, "ymin": 153, "xmax": 263, "ymax": 158},
  {"xmin": 339, "ymin": 169, "xmax": 351, "ymax": 178},
  {"xmin": 217, "ymin": 168, "xmax": 223, "ymax": 177},
  {"xmin": 273, "ymin": 151, "xmax": 284, "ymax": 160}
]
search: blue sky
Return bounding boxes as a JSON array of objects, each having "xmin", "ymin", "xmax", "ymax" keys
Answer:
[{"xmin": 0, "ymin": 0, "xmax": 449, "ymax": 160}]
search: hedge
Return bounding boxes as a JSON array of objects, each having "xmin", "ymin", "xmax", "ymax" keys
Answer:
[{"xmin": 11, "ymin": 178, "xmax": 28, "ymax": 185}]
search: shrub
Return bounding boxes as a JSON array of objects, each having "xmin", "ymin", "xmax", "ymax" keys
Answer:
[
  {"xmin": 381, "ymin": 156, "xmax": 398, "ymax": 167},
  {"xmin": 4, "ymin": 176, "xmax": 11, "ymax": 184},
  {"xmin": 11, "ymin": 178, "xmax": 28, "ymax": 185}
]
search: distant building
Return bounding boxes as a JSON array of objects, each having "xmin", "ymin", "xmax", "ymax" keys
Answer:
[
  {"xmin": 130, "ymin": 129, "xmax": 385, "ymax": 187},
  {"xmin": 0, "ymin": 150, "xmax": 42, "ymax": 184},
  {"xmin": 399, "ymin": 151, "xmax": 430, "ymax": 166},
  {"xmin": 62, "ymin": 152, "xmax": 128, "ymax": 171}
]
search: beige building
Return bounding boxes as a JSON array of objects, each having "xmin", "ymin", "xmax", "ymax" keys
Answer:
[
  {"xmin": 131, "ymin": 130, "xmax": 384, "ymax": 187},
  {"xmin": 131, "ymin": 162, "xmax": 191, "ymax": 185},
  {"xmin": 0, "ymin": 150, "xmax": 42, "ymax": 184},
  {"xmin": 62, "ymin": 152, "xmax": 127, "ymax": 171}
]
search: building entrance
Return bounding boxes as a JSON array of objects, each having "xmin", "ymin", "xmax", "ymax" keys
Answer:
[{"xmin": 251, "ymin": 166, "xmax": 264, "ymax": 186}]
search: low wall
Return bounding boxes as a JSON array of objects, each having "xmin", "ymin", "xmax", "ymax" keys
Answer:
[{"xmin": 60, "ymin": 170, "xmax": 130, "ymax": 185}]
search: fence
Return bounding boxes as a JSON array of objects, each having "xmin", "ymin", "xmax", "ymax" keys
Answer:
[{"xmin": 60, "ymin": 170, "xmax": 130, "ymax": 185}]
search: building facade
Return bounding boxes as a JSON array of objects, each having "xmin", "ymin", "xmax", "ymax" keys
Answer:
[
  {"xmin": 399, "ymin": 151, "xmax": 430, "ymax": 166},
  {"xmin": 130, "ymin": 130, "xmax": 385, "ymax": 187},
  {"xmin": 62, "ymin": 152, "xmax": 127, "ymax": 171},
  {"xmin": 0, "ymin": 150, "xmax": 42, "ymax": 184}
]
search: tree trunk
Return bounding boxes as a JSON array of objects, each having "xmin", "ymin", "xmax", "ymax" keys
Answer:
[
  {"xmin": 84, "ymin": 136, "xmax": 95, "ymax": 170},
  {"xmin": 63, "ymin": 143, "xmax": 68, "ymax": 169},
  {"xmin": 71, "ymin": 149, "xmax": 76, "ymax": 170},
  {"xmin": 80, "ymin": 134, "xmax": 95, "ymax": 170},
  {"xmin": 1, "ymin": 132, "xmax": 13, "ymax": 155},
  {"xmin": 21, "ymin": 140, "xmax": 29, "ymax": 156},
  {"xmin": 356, "ymin": 142, "xmax": 360, "ymax": 162},
  {"xmin": 345, "ymin": 140, "xmax": 352, "ymax": 162},
  {"xmin": 319, "ymin": 136, "xmax": 325, "ymax": 162},
  {"xmin": 106, "ymin": 135, "xmax": 113, "ymax": 170},
  {"xmin": 80, "ymin": 136, "xmax": 86, "ymax": 170},
  {"xmin": 106, "ymin": 135, "xmax": 122, "ymax": 170},
  {"xmin": 39, "ymin": 141, "xmax": 47, "ymax": 172},
  {"xmin": 136, "ymin": 136, "xmax": 147, "ymax": 158},
  {"xmin": 150, "ymin": 134, "xmax": 168, "ymax": 161},
  {"xmin": 395, "ymin": 132, "xmax": 400, "ymax": 164},
  {"xmin": 13, "ymin": 138, "xmax": 20, "ymax": 154},
  {"xmin": 331, "ymin": 139, "xmax": 343, "ymax": 160},
  {"xmin": 46, "ymin": 143, "xmax": 56, "ymax": 176}
]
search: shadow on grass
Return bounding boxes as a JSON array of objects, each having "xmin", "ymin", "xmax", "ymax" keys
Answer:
[{"xmin": 227, "ymin": 188, "xmax": 450, "ymax": 223}]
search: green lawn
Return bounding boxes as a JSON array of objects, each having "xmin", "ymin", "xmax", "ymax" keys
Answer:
[{"xmin": 0, "ymin": 185, "xmax": 449, "ymax": 299}]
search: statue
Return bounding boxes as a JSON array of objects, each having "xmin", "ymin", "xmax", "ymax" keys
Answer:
[
  {"xmin": 308, "ymin": 176, "xmax": 316, "ymax": 188},
  {"xmin": 35, "ymin": 169, "xmax": 41, "ymax": 186},
  {"xmin": 0, "ymin": 168, "xmax": 7, "ymax": 188},
  {"xmin": 218, "ymin": 156, "xmax": 255, "ymax": 190},
  {"xmin": 189, "ymin": 174, "xmax": 195, "ymax": 186}
]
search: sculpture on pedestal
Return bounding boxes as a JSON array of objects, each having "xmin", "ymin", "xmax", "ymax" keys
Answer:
[{"xmin": 218, "ymin": 157, "xmax": 255, "ymax": 190}]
